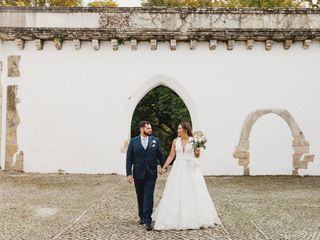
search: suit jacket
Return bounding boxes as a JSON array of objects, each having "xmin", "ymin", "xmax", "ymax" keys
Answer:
[{"xmin": 126, "ymin": 135, "xmax": 165, "ymax": 180}]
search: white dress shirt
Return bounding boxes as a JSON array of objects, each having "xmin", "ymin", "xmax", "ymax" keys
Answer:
[{"xmin": 140, "ymin": 135, "xmax": 149, "ymax": 150}]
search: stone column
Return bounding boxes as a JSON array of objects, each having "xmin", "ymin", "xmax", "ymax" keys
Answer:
[
  {"xmin": 5, "ymin": 85, "xmax": 23, "ymax": 171},
  {"xmin": 4, "ymin": 55, "xmax": 23, "ymax": 171}
]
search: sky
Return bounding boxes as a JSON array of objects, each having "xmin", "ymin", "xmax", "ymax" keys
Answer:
[{"xmin": 84, "ymin": 0, "xmax": 141, "ymax": 6}]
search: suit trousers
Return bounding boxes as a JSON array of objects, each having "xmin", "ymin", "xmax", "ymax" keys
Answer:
[{"xmin": 133, "ymin": 171, "xmax": 156, "ymax": 225}]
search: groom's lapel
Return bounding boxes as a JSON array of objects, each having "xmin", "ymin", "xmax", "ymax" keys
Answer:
[{"xmin": 137, "ymin": 136, "xmax": 145, "ymax": 152}]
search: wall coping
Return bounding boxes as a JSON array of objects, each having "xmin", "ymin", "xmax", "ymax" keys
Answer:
[
  {"xmin": 1, "ymin": 7, "xmax": 319, "ymax": 50},
  {"xmin": 0, "ymin": 6, "xmax": 320, "ymax": 14}
]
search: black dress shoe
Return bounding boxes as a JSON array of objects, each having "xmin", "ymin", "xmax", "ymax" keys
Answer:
[
  {"xmin": 146, "ymin": 223, "xmax": 153, "ymax": 231},
  {"xmin": 138, "ymin": 219, "xmax": 145, "ymax": 225}
]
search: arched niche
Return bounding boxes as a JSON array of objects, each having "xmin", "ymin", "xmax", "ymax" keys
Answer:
[{"xmin": 233, "ymin": 109, "xmax": 314, "ymax": 176}]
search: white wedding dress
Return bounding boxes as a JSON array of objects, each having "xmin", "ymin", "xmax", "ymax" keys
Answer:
[{"xmin": 152, "ymin": 136, "xmax": 222, "ymax": 230}]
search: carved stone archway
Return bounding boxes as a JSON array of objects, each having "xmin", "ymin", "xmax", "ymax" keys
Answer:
[
  {"xmin": 120, "ymin": 74, "xmax": 200, "ymax": 153},
  {"xmin": 233, "ymin": 109, "xmax": 314, "ymax": 176}
]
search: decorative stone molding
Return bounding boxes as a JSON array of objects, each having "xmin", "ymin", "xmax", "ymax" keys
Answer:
[
  {"xmin": 265, "ymin": 39, "xmax": 273, "ymax": 51},
  {"xmin": 209, "ymin": 40, "xmax": 217, "ymax": 50},
  {"xmin": 227, "ymin": 40, "xmax": 235, "ymax": 50},
  {"xmin": 150, "ymin": 39, "xmax": 157, "ymax": 50},
  {"xmin": 233, "ymin": 109, "xmax": 315, "ymax": 176},
  {"xmin": 131, "ymin": 39, "xmax": 137, "ymax": 50},
  {"xmin": 111, "ymin": 39, "xmax": 118, "ymax": 50},
  {"xmin": 0, "ymin": 8, "xmax": 320, "ymax": 50},
  {"xmin": 170, "ymin": 39, "xmax": 177, "ymax": 50},
  {"xmin": 92, "ymin": 39, "xmax": 99, "ymax": 50},
  {"xmin": 98, "ymin": 12, "xmax": 130, "ymax": 29},
  {"xmin": 53, "ymin": 37, "xmax": 62, "ymax": 50},
  {"xmin": 283, "ymin": 39, "xmax": 293, "ymax": 50},
  {"xmin": 190, "ymin": 39, "xmax": 196, "ymax": 50},
  {"xmin": 246, "ymin": 39, "xmax": 254, "ymax": 50},
  {"xmin": 5, "ymin": 85, "xmax": 24, "ymax": 171},
  {"xmin": 35, "ymin": 39, "xmax": 43, "ymax": 50},
  {"xmin": 15, "ymin": 38, "xmax": 24, "ymax": 50},
  {"xmin": 73, "ymin": 39, "xmax": 81, "ymax": 50},
  {"xmin": 7, "ymin": 55, "xmax": 20, "ymax": 78},
  {"xmin": 303, "ymin": 39, "xmax": 311, "ymax": 49}
]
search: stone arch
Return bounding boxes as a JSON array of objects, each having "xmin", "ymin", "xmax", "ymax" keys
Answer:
[
  {"xmin": 121, "ymin": 74, "xmax": 200, "ymax": 152},
  {"xmin": 233, "ymin": 109, "xmax": 314, "ymax": 176}
]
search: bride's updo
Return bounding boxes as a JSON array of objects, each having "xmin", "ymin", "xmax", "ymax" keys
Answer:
[{"xmin": 179, "ymin": 122, "xmax": 193, "ymax": 137}]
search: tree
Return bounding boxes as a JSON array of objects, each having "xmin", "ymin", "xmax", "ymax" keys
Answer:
[
  {"xmin": 87, "ymin": 0, "xmax": 118, "ymax": 7},
  {"xmin": 142, "ymin": 0, "xmax": 301, "ymax": 7},
  {"xmin": 0, "ymin": 0, "xmax": 82, "ymax": 6},
  {"xmin": 49, "ymin": 0, "xmax": 82, "ymax": 6},
  {"xmin": 131, "ymin": 85, "xmax": 192, "ymax": 157},
  {"xmin": 142, "ymin": 0, "xmax": 213, "ymax": 7},
  {"xmin": 0, "ymin": 0, "xmax": 119, "ymax": 6},
  {"xmin": 213, "ymin": 0, "xmax": 299, "ymax": 7}
]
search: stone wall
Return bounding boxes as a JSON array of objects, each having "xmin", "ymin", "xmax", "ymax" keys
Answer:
[{"xmin": 0, "ymin": 7, "xmax": 319, "ymax": 50}]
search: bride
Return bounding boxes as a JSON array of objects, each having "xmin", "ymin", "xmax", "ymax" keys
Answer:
[{"xmin": 152, "ymin": 122, "xmax": 222, "ymax": 230}]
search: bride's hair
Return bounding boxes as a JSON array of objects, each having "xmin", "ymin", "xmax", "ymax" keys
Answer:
[{"xmin": 179, "ymin": 122, "xmax": 193, "ymax": 137}]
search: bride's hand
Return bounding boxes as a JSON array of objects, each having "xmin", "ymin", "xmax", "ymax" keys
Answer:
[
  {"xmin": 159, "ymin": 168, "xmax": 167, "ymax": 176},
  {"xmin": 194, "ymin": 148, "xmax": 200, "ymax": 155}
]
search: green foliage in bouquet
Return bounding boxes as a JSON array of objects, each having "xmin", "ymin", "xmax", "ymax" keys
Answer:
[{"xmin": 190, "ymin": 134, "xmax": 207, "ymax": 150}]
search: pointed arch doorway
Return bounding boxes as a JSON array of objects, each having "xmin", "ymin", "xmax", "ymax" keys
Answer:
[
  {"xmin": 123, "ymin": 74, "xmax": 200, "ymax": 159},
  {"xmin": 130, "ymin": 85, "xmax": 192, "ymax": 157}
]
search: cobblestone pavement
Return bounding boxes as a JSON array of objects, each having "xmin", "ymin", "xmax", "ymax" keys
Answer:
[{"xmin": 0, "ymin": 171, "xmax": 320, "ymax": 240}]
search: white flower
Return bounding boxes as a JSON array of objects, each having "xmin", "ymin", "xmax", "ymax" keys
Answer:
[{"xmin": 152, "ymin": 140, "xmax": 156, "ymax": 144}]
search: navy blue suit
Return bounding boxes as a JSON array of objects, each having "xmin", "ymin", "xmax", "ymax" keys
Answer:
[{"xmin": 126, "ymin": 135, "xmax": 165, "ymax": 225}]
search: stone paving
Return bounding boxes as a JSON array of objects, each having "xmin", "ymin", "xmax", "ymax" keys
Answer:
[{"xmin": 0, "ymin": 171, "xmax": 320, "ymax": 240}]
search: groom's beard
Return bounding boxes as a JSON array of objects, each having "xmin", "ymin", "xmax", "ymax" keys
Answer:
[{"xmin": 144, "ymin": 130, "xmax": 152, "ymax": 136}]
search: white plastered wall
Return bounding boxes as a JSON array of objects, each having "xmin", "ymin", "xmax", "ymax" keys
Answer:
[{"xmin": 0, "ymin": 39, "xmax": 319, "ymax": 175}]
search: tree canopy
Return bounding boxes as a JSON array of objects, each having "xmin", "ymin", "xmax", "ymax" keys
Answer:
[
  {"xmin": 141, "ymin": 0, "xmax": 212, "ymax": 7},
  {"xmin": 0, "ymin": 0, "xmax": 118, "ymax": 7},
  {"xmin": 141, "ymin": 0, "xmax": 301, "ymax": 7},
  {"xmin": 213, "ymin": 0, "xmax": 299, "ymax": 7},
  {"xmin": 87, "ymin": 0, "xmax": 118, "ymax": 7},
  {"xmin": 0, "ymin": 0, "xmax": 82, "ymax": 6},
  {"xmin": 0, "ymin": 0, "xmax": 318, "ymax": 8}
]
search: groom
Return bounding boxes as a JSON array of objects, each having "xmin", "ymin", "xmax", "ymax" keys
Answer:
[{"xmin": 126, "ymin": 121, "xmax": 166, "ymax": 231}]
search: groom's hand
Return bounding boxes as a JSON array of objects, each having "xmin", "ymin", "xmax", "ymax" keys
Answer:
[
  {"xmin": 159, "ymin": 168, "xmax": 167, "ymax": 176},
  {"xmin": 127, "ymin": 175, "xmax": 133, "ymax": 184}
]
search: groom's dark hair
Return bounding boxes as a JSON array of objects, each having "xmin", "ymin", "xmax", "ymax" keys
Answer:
[{"xmin": 139, "ymin": 121, "xmax": 151, "ymax": 128}]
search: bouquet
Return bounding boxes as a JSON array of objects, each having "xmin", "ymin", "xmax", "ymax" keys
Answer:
[{"xmin": 190, "ymin": 132, "xmax": 207, "ymax": 158}]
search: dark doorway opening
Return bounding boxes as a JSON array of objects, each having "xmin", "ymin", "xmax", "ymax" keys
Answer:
[{"xmin": 130, "ymin": 85, "xmax": 192, "ymax": 158}]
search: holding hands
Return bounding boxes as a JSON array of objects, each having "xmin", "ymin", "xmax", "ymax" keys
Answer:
[{"xmin": 159, "ymin": 167, "xmax": 167, "ymax": 176}]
